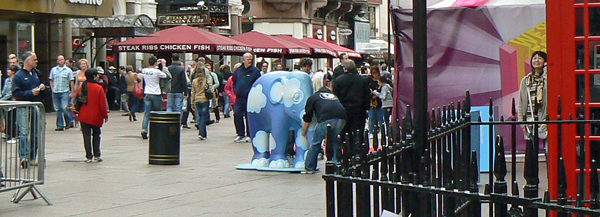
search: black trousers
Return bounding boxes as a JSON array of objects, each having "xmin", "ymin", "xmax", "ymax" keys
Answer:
[
  {"xmin": 81, "ymin": 122, "xmax": 101, "ymax": 159},
  {"xmin": 340, "ymin": 111, "xmax": 367, "ymax": 156}
]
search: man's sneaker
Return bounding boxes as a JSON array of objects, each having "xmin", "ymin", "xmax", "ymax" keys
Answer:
[
  {"xmin": 141, "ymin": 131, "xmax": 148, "ymax": 139},
  {"xmin": 234, "ymin": 136, "xmax": 246, "ymax": 143},
  {"xmin": 85, "ymin": 158, "xmax": 92, "ymax": 163},
  {"xmin": 54, "ymin": 128, "xmax": 64, "ymax": 131},
  {"xmin": 7, "ymin": 139, "xmax": 17, "ymax": 144},
  {"xmin": 94, "ymin": 157, "xmax": 103, "ymax": 162},
  {"xmin": 30, "ymin": 160, "xmax": 38, "ymax": 166},
  {"xmin": 198, "ymin": 135, "xmax": 207, "ymax": 140},
  {"xmin": 301, "ymin": 170, "xmax": 316, "ymax": 174},
  {"xmin": 245, "ymin": 137, "xmax": 251, "ymax": 143},
  {"xmin": 20, "ymin": 158, "xmax": 28, "ymax": 168}
]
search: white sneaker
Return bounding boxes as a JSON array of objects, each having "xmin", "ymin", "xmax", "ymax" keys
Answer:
[
  {"xmin": 245, "ymin": 137, "xmax": 251, "ymax": 143},
  {"xmin": 7, "ymin": 139, "xmax": 16, "ymax": 144},
  {"xmin": 198, "ymin": 135, "xmax": 207, "ymax": 140},
  {"xmin": 94, "ymin": 157, "xmax": 103, "ymax": 162},
  {"xmin": 234, "ymin": 136, "xmax": 245, "ymax": 143},
  {"xmin": 85, "ymin": 159, "xmax": 92, "ymax": 163}
]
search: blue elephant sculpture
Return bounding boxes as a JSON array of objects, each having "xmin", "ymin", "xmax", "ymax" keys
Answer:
[{"xmin": 247, "ymin": 71, "xmax": 314, "ymax": 169}]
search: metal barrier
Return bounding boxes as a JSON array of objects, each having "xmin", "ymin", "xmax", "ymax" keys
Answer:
[
  {"xmin": 0, "ymin": 101, "xmax": 51, "ymax": 205},
  {"xmin": 323, "ymin": 91, "xmax": 600, "ymax": 216}
]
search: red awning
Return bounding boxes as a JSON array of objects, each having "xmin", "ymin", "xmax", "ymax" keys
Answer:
[
  {"xmin": 230, "ymin": 31, "xmax": 311, "ymax": 57},
  {"xmin": 274, "ymin": 35, "xmax": 338, "ymax": 58},
  {"xmin": 112, "ymin": 26, "xmax": 252, "ymax": 54},
  {"xmin": 301, "ymin": 38, "xmax": 362, "ymax": 58}
]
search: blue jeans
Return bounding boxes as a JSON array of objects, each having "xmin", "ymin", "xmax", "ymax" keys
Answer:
[
  {"xmin": 368, "ymin": 107, "xmax": 385, "ymax": 134},
  {"xmin": 223, "ymin": 95, "xmax": 231, "ymax": 116},
  {"xmin": 166, "ymin": 93, "xmax": 184, "ymax": 112},
  {"xmin": 52, "ymin": 92, "xmax": 72, "ymax": 128},
  {"xmin": 305, "ymin": 119, "xmax": 346, "ymax": 171},
  {"xmin": 18, "ymin": 108, "xmax": 38, "ymax": 160},
  {"xmin": 194, "ymin": 101, "xmax": 209, "ymax": 137},
  {"xmin": 142, "ymin": 95, "xmax": 163, "ymax": 132}
]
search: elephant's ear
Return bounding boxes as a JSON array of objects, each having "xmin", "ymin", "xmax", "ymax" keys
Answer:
[{"xmin": 269, "ymin": 81, "xmax": 284, "ymax": 104}]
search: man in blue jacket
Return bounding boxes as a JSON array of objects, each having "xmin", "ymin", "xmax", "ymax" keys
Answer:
[
  {"xmin": 12, "ymin": 51, "xmax": 45, "ymax": 168},
  {"xmin": 232, "ymin": 52, "xmax": 261, "ymax": 143}
]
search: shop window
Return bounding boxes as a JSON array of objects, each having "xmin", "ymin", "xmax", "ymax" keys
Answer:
[
  {"xmin": 591, "ymin": 108, "xmax": 600, "ymax": 135},
  {"xmin": 16, "ymin": 23, "xmax": 34, "ymax": 58}
]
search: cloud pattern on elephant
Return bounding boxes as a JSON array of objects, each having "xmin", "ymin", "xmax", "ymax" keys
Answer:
[
  {"xmin": 248, "ymin": 84, "xmax": 268, "ymax": 114},
  {"xmin": 269, "ymin": 78, "xmax": 304, "ymax": 108}
]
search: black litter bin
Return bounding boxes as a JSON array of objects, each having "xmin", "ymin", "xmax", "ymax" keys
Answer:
[{"xmin": 149, "ymin": 111, "xmax": 181, "ymax": 165}]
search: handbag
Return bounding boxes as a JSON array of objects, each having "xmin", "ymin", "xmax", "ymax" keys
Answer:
[
  {"xmin": 204, "ymin": 79, "xmax": 214, "ymax": 100},
  {"xmin": 526, "ymin": 84, "xmax": 547, "ymax": 139},
  {"xmin": 134, "ymin": 79, "xmax": 144, "ymax": 100},
  {"xmin": 70, "ymin": 95, "xmax": 86, "ymax": 113}
]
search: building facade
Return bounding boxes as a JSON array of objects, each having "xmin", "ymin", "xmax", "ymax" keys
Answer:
[{"xmin": 0, "ymin": 0, "xmax": 112, "ymax": 76}]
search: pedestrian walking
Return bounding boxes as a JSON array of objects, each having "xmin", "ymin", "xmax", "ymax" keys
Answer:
[
  {"xmin": 232, "ymin": 53, "xmax": 261, "ymax": 143},
  {"xmin": 166, "ymin": 53, "xmax": 187, "ymax": 113},
  {"xmin": 366, "ymin": 66, "xmax": 384, "ymax": 137},
  {"xmin": 12, "ymin": 51, "xmax": 44, "ymax": 168},
  {"xmin": 1, "ymin": 65, "xmax": 18, "ymax": 143},
  {"xmin": 220, "ymin": 64, "xmax": 233, "ymax": 118},
  {"xmin": 139, "ymin": 56, "xmax": 167, "ymax": 139},
  {"xmin": 332, "ymin": 59, "xmax": 370, "ymax": 156},
  {"xmin": 76, "ymin": 68, "xmax": 108, "ymax": 163},
  {"xmin": 49, "ymin": 55, "xmax": 74, "ymax": 131},
  {"xmin": 124, "ymin": 65, "xmax": 139, "ymax": 121},
  {"xmin": 190, "ymin": 63, "xmax": 213, "ymax": 140}
]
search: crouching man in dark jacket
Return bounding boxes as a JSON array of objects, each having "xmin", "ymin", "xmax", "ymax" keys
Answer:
[{"xmin": 302, "ymin": 72, "xmax": 346, "ymax": 173}]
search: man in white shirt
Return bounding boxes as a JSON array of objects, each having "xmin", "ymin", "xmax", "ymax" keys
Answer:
[{"xmin": 139, "ymin": 56, "xmax": 167, "ymax": 139}]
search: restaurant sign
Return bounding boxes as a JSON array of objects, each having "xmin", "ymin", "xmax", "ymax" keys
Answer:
[
  {"xmin": 66, "ymin": 0, "xmax": 103, "ymax": 5},
  {"xmin": 115, "ymin": 44, "xmax": 252, "ymax": 53},
  {"xmin": 157, "ymin": 14, "xmax": 210, "ymax": 26}
]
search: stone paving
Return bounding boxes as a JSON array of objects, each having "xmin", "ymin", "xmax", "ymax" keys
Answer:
[
  {"xmin": 0, "ymin": 111, "xmax": 550, "ymax": 217},
  {"xmin": 0, "ymin": 111, "xmax": 326, "ymax": 217}
]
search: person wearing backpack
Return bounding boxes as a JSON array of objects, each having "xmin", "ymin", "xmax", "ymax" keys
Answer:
[{"xmin": 372, "ymin": 75, "xmax": 394, "ymax": 133}]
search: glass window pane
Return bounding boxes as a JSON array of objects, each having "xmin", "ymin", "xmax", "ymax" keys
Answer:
[
  {"xmin": 591, "ymin": 8, "xmax": 600, "ymax": 36},
  {"xmin": 591, "ymin": 74, "xmax": 600, "ymax": 102},
  {"xmin": 590, "ymin": 41, "xmax": 600, "ymax": 69},
  {"xmin": 591, "ymin": 108, "xmax": 600, "ymax": 135},
  {"xmin": 577, "ymin": 41, "xmax": 585, "ymax": 69},
  {"xmin": 578, "ymin": 74, "xmax": 585, "ymax": 103},
  {"xmin": 577, "ymin": 8, "xmax": 584, "ymax": 36}
]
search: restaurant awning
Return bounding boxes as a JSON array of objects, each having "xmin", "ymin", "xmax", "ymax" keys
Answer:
[
  {"xmin": 301, "ymin": 38, "xmax": 362, "ymax": 58},
  {"xmin": 230, "ymin": 31, "xmax": 312, "ymax": 58},
  {"xmin": 274, "ymin": 35, "xmax": 338, "ymax": 58},
  {"xmin": 112, "ymin": 25, "xmax": 252, "ymax": 54}
]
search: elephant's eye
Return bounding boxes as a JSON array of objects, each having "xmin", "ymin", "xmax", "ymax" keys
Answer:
[{"xmin": 292, "ymin": 92, "xmax": 301, "ymax": 103}]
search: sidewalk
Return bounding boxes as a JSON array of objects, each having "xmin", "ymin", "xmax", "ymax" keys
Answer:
[{"xmin": 0, "ymin": 111, "xmax": 326, "ymax": 217}]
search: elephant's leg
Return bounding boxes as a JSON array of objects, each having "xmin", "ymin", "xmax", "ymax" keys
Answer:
[
  {"xmin": 269, "ymin": 126, "xmax": 292, "ymax": 168},
  {"xmin": 251, "ymin": 130, "xmax": 271, "ymax": 167},
  {"xmin": 292, "ymin": 129, "xmax": 310, "ymax": 169}
]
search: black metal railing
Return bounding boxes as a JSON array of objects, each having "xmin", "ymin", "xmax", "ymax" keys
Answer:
[{"xmin": 323, "ymin": 91, "xmax": 600, "ymax": 217}]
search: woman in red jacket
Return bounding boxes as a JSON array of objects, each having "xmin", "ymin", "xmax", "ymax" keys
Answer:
[{"xmin": 77, "ymin": 68, "xmax": 109, "ymax": 163}]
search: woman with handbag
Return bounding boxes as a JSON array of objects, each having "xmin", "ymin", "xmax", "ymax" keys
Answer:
[
  {"xmin": 125, "ymin": 65, "xmax": 140, "ymax": 121},
  {"xmin": 77, "ymin": 68, "xmax": 108, "ymax": 163},
  {"xmin": 518, "ymin": 51, "xmax": 548, "ymax": 151},
  {"xmin": 190, "ymin": 64, "xmax": 213, "ymax": 140}
]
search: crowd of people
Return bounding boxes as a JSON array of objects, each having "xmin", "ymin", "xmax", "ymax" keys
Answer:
[{"xmin": 1, "ymin": 51, "xmax": 396, "ymax": 174}]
